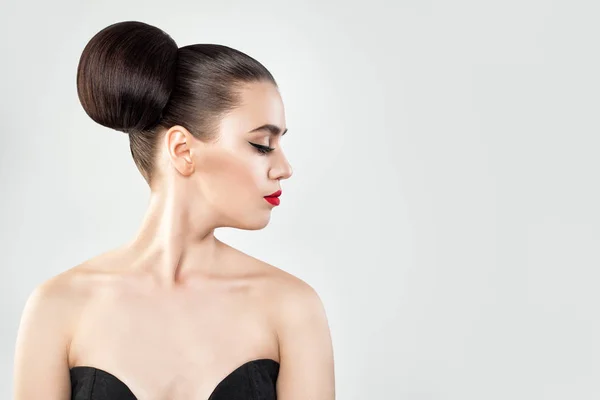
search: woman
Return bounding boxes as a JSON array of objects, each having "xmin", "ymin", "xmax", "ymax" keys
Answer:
[{"xmin": 13, "ymin": 20, "xmax": 335, "ymax": 400}]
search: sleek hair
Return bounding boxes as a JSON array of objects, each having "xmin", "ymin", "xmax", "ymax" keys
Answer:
[{"xmin": 76, "ymin": 20, "xmax": 277, "ymax": 186}]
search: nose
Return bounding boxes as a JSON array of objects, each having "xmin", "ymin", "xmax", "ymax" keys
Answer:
[{"xmin": 269, "ymin": 152, "xmax": 293, "ymax": 181}]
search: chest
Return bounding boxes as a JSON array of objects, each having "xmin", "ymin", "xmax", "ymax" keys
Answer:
[{"xmin": 68, "ymin": 287, "xmax": 278, "ymax": 399}]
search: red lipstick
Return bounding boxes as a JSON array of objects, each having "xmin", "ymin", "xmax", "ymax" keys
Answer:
[{"xmin": 264, "ymin": 190, "xmax": 281, "ymax": 206}]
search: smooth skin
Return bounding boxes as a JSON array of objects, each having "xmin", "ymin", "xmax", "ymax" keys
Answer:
[{"xmin": 13, "ymin": 81, "xmax": 336, "ymax": 399}]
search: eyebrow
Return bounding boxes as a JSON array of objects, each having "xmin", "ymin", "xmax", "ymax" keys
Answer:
[{"xmin": 249, "ymin": 124, "xmax": 288, "ymax": 136}]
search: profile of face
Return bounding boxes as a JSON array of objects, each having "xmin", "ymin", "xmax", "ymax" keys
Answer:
[{"xmin": 163, "ymin": 81, "xmax": 293, "ymax": 231}]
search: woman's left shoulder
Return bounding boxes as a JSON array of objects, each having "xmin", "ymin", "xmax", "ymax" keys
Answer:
[
  {"xmin": 256, "ymin": 261, "xmax": 327, "ymax": 327},
  {"xmin": 255, "ymin": 259, "xmax": 321, "ymax": 302}
]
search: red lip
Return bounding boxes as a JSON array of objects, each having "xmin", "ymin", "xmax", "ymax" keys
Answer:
[
  {"xmin": 265, "ymin": 189, "xmax": 282, "ymax": 198},
  {"xmin": 264, "ymin": 196, "xmax": 280, "ymax": 206}
]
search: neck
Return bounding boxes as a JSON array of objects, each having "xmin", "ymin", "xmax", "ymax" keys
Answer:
[{"xmin": 124, "ymin": 189, "xmax": 225, "ymax": 289}]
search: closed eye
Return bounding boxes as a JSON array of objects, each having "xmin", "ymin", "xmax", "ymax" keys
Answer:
[{"xmin": 248, "ymin": 141, "xmax": 275, "ymax": 155}]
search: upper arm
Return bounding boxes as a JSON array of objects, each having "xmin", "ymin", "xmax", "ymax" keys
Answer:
[
  {"xmin": 13, "ymin": 276, "xmax": 74, "ymax": 400},
  {"xmin": 274, "ymin": 279, "xmax": 335, "ymax": 400}
]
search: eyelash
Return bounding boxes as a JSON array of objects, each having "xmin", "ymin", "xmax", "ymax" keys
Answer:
[{"xmin": 248, "ymin": 141, "xmax": 275, "ymax": 155}]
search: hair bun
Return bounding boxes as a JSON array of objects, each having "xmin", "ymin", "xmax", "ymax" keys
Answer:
[{"xmin": 76, "ymin": 21, "xmax": 178, "ymax": 134}]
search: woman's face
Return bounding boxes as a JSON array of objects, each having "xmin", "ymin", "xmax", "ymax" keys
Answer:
[{"xmin": 184, "ymin": 81, "xmax": 293, "ymax": 230}]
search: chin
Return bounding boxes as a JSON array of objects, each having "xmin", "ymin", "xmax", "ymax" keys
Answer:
[
  {"xmin": 247, "ymin": 217, "xmax": 271, "ymax": 231},
  {"xmin": 222, "ymin": 212, "xmax": 271, "ymax": 231}
]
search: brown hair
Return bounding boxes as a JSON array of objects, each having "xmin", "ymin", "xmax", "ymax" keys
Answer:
[{"xmin": 77, "ymin": 20, "xmax": 277, "ymax": 186}]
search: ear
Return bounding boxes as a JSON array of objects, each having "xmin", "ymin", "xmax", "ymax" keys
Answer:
[{"xmin": 163, "ymin": 125, "xmax": 196, "ymax": 177}]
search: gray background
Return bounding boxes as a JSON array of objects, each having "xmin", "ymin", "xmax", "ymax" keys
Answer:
[{"xmin": 2, "ymin": 0, "xmax": 599, "ymax": 398}]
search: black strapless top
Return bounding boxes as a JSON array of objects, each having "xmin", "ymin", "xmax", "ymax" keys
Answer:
[{"xmin": 70, "ymin": 358, "xmax": 279, "ymax": 400}]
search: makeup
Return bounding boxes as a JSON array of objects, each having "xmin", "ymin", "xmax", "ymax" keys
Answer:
[{"xmin": 264, "ymin": 190, "xmax": 281, "ymax": 206}]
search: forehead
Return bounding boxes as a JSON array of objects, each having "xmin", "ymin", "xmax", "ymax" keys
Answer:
[{"xmin": 219, "ymin": 81, "xmax": 286, "ymax": 134}]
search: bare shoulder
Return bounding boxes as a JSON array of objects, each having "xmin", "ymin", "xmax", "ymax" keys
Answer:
[
  {"xmin": 250, "ymin": 259, "xmax": 335, "ymax": 399},
  {"xmin": 18, "ymin": 258, "xmax": 110, "ymax": 346},
  {"xmin": 19, "ymin": 265, "xmax": 92, "ymax": 339},
  {"xmin": 236, "ymin": 250, "xmax": 323, "ymax": 309},
  {"xmin": 233, "ymin": 248, "xmax": 327, "ymax": 324},
  {"xmin": 265, "ymin": 265, "xmax": 330, "ymax": 341},
  {"xmin": 13, "ymin": 265, "xmax": 93, "ymax": 398},
  {"xmin": 266, "ymin": 265, "xmax": 325, "ymax": 318},
  {"xmin": 22, "ymin": 267, "xmax": 85, "ymax": 318}
]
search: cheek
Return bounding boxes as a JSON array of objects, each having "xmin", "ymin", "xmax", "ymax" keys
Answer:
[{"xmin": 199, "ymin": 150, "xmax": 264, "ymax": 203}]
